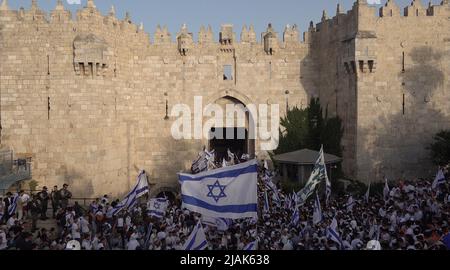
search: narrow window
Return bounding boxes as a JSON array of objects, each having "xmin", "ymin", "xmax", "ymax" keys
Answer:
[
  {"xmin": 402, "ymin": 52, "xmax": 405, "ymax": 73},
  {"xmin": 48, "ymin": 97, "xmax": 51, "ymax": 120},
  {"xmin": 47, "ymin": 55, "xmax": 50, "ymax": 75},
  {"xmin": 368, "ymin": 60, "xmax": 374, "ymax": 73},
  {"xmin": 402, "ymin": 94, "xmax": 405, "ymax": 115},
  {"xmin": 269, "ymin": 61, "xmax": 272, "ymax": 80},
  {"xmin": 359, "ymin": 60, "xmax": 364, "ymax": 73},
  {"xmin": 223, "ymin": 65, "xmax": 233, "ymax": 81}
]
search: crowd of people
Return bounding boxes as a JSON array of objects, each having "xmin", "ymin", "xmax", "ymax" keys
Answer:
[{"xmin": 1, "ymin": 160, "xmax": 449, "ymax": 250}]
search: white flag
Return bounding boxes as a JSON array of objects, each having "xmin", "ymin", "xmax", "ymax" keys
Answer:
[
  {"xmin": 112, "ymin": 171, "xmax": 149, "ymax": 216},
  {"xmin": 364, "ymin": 182, "xmax": 371, "ymax": 203},
  {"xmin": 432, "ymin": 169, "xmax": 446, "ymax": 189},
  {"xmin": 183, "ymin": 221, "xmax": 208, "ymax": 250},
  {"xmin": 244, "ymin": 241, "xmax": 257, "ymax": 251},
  {"xmin": 327, "ymin": 217, "xmax": 343, "ymax": 248},
  {"xmin": 313, "ymin": 193, "xmax": 323, "ymax": 225},
  {"xmin": 179, "ymin": 160, "xmax": 258, "ymax": 219},
  {"xmin": 383, "ymin": 177, "xmax": 390, "ymax": 202}
]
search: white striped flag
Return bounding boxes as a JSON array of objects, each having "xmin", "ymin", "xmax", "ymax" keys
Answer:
[
  {"xmin": 383, "ymin": 177, "xmax": 390, "ymax": 202},
  {"xmin": 244, "ymin": 240, "xmax": 257, "ymax": 251},
  {"xmin": 364, "ymin": 182, "xmax": 371, "ymax": 203},
  {"xmin": 432, "ymin": 169, "xmax": 446, "ymax": 189},
  {"xmin": 148, "ymin": 198, "xmax": 168, "ymax": 219},
  {"xmin": 183, "ymin": 221, "xmax": 208, "ymax": 250},
  {"xmin": 313, "ymin": 192, "xmax": 323, "ymax": 225},
  {"xmin": 327, "ymin": 217, "xmax": 343, "ymax": 249},
  {"xmin": 112, "ymin": 171, "xmax": 149, "ymax": 216},
  {"xmin": 8, "ymin": 193, "xmax": 19, "ymax": 216},
  {"xmin": 325, "ymin": 176, "xmax": 331, "ymax": 206}
]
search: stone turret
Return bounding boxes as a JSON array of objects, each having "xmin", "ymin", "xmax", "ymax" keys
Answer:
[
  {"xmin": 380, "ymin": 0, "xmax": 400, "ymax": 17},
  {"xmin": 198, "ymin": 25, "xmax": 214, "ymax": 45},
  {"xmin": 404, "ymin": 0, "xmax": 427, "ymax": 16},
  {"xmin": 262, "ymin": 23, "xmax": 278, "ymax": 55},
  {"xmin": 51, "ymin": 0, "xmax": 71, "ymax": 22},
  {"xmin": 248, "ymin": 25, "xmax": 257, "ymax": 43},
  {"xmin": 220, "ymin": 24, "xmax": 235, "ymax": 45},
  {"xmin": 154, "ymin": 25, "xmax": 172, "ymax": 44},
  {"xmin": 427, "ymin": 0, "xmax": 449, "ymax": 16},
  {"xmin": 240, "ymin": 25, "xmax": 249, "ymax": 43},
  {"xmin": 0, "ymin": 0, "xmax": 9, "ymax": 11},
  {"xmin": 177, "ymin": 24, "xmax": 193, "ymax": 56},
  {"xmin": 26, "ymin": 0, "xmax": 47, "ymax": 22},
  {"xmin": 283, "ymin": 24, "xmax": 299, "ymax": 44}
]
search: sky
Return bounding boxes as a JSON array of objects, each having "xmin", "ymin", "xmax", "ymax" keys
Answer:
[{"xmin": 5, "ymin": 0, "xmax": 443, "ymax": 41}]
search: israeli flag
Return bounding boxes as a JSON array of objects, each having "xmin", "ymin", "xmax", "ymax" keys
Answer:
[
  {"xmin": 148, "ymin": 198, "xmax": 168, "ymax": 219},
  {"xmin": 291, "ymin": 207, "xmax": 300, "ymax": 227},
  {"xmin": 383, "ymin": 177, "xmax": 390, "ymax": 202},
  {"xmin": 244, "ymin": 241, "xmax": 257, "ymax": 251},
  {"xmin": 364, "ymin": 182, "xmax": 371, "ymax": 203},
  {"xmin": 201, "ymin": 216, "xmax": 232, "ymax": 231},
  {"xmin": 325, "ymin": 176, "xmax": 331, "ymax": 206},
  {"xmin": 432, "ymin": 169, "xmax": 446, "ymax": 189},
  {"xmin": 297, "ymin": 146, "xmax": 328, "ymax": 206},
  {"xmin": 313, "ymin": 193, "xmax": 323, "ymax": 225},
  {"xmin": 112, "ymin": 171, "xmax": 149, "ymax": 216},
  {"xmin": 263, "ymin": 190, "xmax": 270, "ymax": 213},
  {"xmin": 8, "ymin": 193, "xmax": 19, "ymax": 216},
  {"xmin": 346, "ymin": 196, "xmax": 355, "ymax": 212},
  {"xmin": 327, "ymin": 217, "xmax": 343, "ymax": 249},
  {"xmin": 179, "ymin": 160, "xmax": 258, "ymax": 219},
  {"xmin": 144, "ymin": 223, "xmax": 153, "ymax": 249},
  {"xmin": 183, "ymin": 221, "xmax": 208, "ymax": 250}
]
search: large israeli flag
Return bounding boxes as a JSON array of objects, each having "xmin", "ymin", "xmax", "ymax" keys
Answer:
[
  {"xmin": 183, "ymin": 221, "xmax": 208, "ymax": 250},
  {"xmin": 112, "ymin": 171, "xmax": 149, "ymax": 216},
  {"xmin": 179, "ymin": 160, "xmax": 258, "ymax": 219}
]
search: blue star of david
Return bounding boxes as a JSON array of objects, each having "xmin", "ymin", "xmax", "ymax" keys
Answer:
[
  {"xmin": 153, "ymin": 201, "xmax": 161, "ymax": 210},
  {"xmin": 207, "ymin": 180, "xmax": 227, "ymax": 203}
]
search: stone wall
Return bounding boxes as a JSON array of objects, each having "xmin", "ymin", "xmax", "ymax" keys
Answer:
[{"xmin": 0, "ymin": 1, "xmax": 311, "ymax": 197}]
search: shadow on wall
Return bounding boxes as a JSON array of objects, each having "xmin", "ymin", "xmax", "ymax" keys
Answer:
[
  {"xmin": 56, "ymin": 165, "xmax": 95, "ymax": 198},
  {"xmin": 361, "ymin": 46, "xmax": 448, "ymax": 182}
]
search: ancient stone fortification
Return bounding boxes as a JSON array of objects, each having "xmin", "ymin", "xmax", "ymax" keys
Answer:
[{"xmin": 0, "ymin": 0, "xmax": 448, "ymax": 197}]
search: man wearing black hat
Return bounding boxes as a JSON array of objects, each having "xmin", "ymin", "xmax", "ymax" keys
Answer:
[
  {"xmin": 37, "ymin": 186, "xmax": 49, "ymax": 220},
  {"xmin": 2, "ymin": 192, "xmax": 13, "ymax": 224}
]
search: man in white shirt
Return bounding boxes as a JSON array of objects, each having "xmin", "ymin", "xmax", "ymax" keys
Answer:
[
  {"xmin": 79, "ymin": 216, "xmax": 90, "ymax": 235},
  {"xmin": 18, "ymin": 191, "xmax": 30, "ymax": 221},
  {"xmin": 71, "ymin": 219, "xmax": 81, "ymax": 241},
  {"xmin": 127, "ymin": 235, "xmax": 140, "ymax": 250}
]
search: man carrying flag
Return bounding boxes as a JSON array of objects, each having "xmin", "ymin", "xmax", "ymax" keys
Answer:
[{"xmin": 183, "ymin": 221, "xmax": 208, "ymax": 250}]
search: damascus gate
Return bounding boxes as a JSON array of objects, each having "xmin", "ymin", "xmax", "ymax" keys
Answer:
[{"xmin": 0, "ymin": 0, "xmax": 449, "ymax": 197}]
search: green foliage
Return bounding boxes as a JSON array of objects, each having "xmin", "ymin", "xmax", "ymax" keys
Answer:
[
  {"xmin": 274, "ymin": 98, "xmax": 343, "ymax": 157},
  {"xmin": 429, "ymin": 130, "xmax": 450, "ymax": 166}
]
